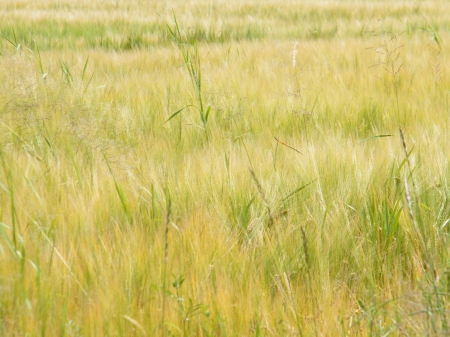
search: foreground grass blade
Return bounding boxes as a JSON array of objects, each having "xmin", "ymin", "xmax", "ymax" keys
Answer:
[
  {"xmin": 164, "ymin": 106, "xmax": 187, "ymax": 124},
  {"xmin": 104, "ymin": 154, "xmax": 132, "ymax": 224}
]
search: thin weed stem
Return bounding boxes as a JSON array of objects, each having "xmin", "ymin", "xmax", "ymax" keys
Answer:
[
  {"xmin": 250, "ymin": 169, "xmax": 274, "ymax": 228},
  {"xmin": 161, "ymin": 191, "xmax": 171, "ymax": 336}
]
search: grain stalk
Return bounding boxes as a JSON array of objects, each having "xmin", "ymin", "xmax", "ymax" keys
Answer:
[
  {"xmin": 399, "ymin": 127, "xmax": 448, "ymax": 333},
  {"xmin": 301, "ymin": 227, "xmax": 318, "ymax": 337},
  {"xmin": 165, "ymin": 14, "xmax": 211, "ymax": 131},
  {"xmin": 1, "ymin": 152, "xmax": 18, "ymax": 249},
  {"xmin": 161, "ymin": 189, "xmax": 172, "ymax": 336},
  {"xmin": 368, "ymin": 27, "xmax": 404, "ymax": 119},
  {"xmin": 249, "ymin": 169, "xmax": 274, "ymax": 227},
  {"xmin": 424, "ymin": 22, "xmax": 443, "ymax": 92},
  {"xmin": 398, "ymin": 127, "xmax": 424, "ymax": 245}
]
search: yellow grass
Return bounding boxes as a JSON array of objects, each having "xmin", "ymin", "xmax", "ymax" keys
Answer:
[{"xmin": 1, "ymin": 0, "xmax": 450, "ymax": 335}]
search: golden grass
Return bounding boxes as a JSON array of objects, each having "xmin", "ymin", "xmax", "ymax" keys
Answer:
[{"xmin": 1, "ymin": 0, "xmax": 450, "ymax": 335}]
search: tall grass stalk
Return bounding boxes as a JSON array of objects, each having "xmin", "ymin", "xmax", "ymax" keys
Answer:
[
  {"xmin": 1, "ymin": 1, "xmax": 450, "ymax": 335},
  {"xmin": 250, "ymin": 169, "xmax": 274, "ymax": 227},
  {"xmin": 166, "ymin": 14, "xmax": 211, "ymax": 130},
  {"xmin": 161, "ymin": 190, "xmax": 171, "ymax": 336}
]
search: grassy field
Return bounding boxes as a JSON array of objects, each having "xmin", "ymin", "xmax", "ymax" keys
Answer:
[{"xmin": 1, "ymin": 0, "xmax": 450, "ymax": 335}]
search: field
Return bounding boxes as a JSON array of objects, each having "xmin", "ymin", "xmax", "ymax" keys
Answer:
[{"xmin": 0, "ymin": 0, "xmax": 450, "ymax": 335}]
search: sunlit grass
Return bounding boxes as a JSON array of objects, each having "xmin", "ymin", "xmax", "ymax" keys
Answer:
[{"xmin": 1, "ymin": 0, "xmax": 450, "ymax": 335}]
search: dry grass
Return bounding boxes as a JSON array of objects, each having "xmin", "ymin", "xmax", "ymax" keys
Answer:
[{"xmin": 1, "ymin": 0, "xmax": 450, "ymax": 336}]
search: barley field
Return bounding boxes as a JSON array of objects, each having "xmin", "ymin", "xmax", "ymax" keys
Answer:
[{"xmin": 0, "ymin": 0, "xmax": 449, "ymax": 336}]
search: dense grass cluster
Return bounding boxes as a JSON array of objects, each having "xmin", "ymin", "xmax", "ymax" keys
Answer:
[{"xmin": 1, "ymin": 0, "xmax": 450, "ymax": 335}]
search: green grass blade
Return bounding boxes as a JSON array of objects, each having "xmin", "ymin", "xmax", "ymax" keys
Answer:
[
  {"xmin": 104, "ymin": 154, "xmax": 131, "ymax": 224},
  {"xmin": 82, "ymin": 56, "xmax": 89, "ymax": 80},
  {"xmin": 360, "ymin": 134, "xmax": 394, "ymax": 142},
  {"xmin": 0, "ymin": 222, "xmax": 18, "ymax": 258},
  {"xmin": 205, "ymin": 106, "xmax": 211, "ymax": 123},
  {"xmin": 164, "ymin": 106, "xmax": 187, "ymax": 124},
  {"xmin": 280, "ymin": 179, "xmax": 316, "ymax": 203}
]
